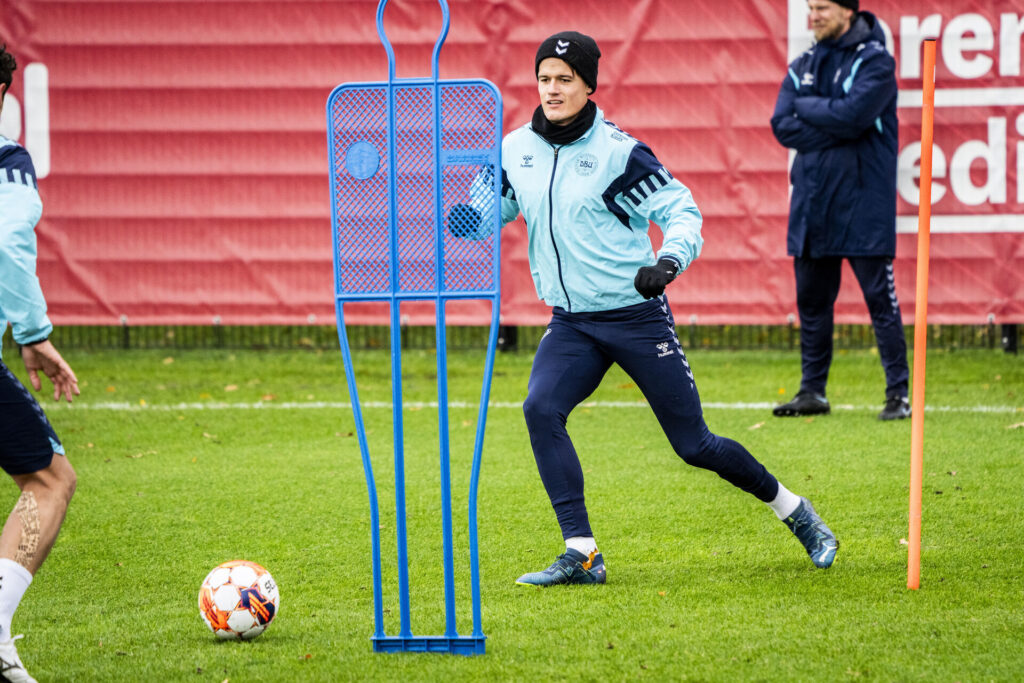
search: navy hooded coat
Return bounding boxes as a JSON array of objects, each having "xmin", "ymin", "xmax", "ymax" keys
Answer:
[{"xmin": 771, "ymin": 12, "xmax": 898, "ymax": 258}]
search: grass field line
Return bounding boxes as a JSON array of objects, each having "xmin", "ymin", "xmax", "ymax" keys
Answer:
[{"xmin": 49, "ymin": 400, "xmax": 1024, "ymax": 413}]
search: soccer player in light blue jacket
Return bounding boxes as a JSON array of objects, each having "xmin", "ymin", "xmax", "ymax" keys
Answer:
[
  {"xmin": 455, "ymin": 32, "xmax": 839, "ymax": 586},
  {"xmin": 0, "ymin": 45, "xmax": 78, "ymax": 683}
]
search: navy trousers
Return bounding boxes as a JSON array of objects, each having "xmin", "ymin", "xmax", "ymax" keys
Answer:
[
  {"xmin": 794, "ymin": 256, "xmax": 910, "ymax": 399},
  {"xmin": 523, "ymin": 297, "xmax": 779, "ymax": 539}
]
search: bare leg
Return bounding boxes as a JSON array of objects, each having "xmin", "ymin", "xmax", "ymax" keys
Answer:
[{"xmin": 0, "ymin": 455, "xmax": 76, "ymax": 575}]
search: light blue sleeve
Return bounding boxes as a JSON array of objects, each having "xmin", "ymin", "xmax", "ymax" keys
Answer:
[
  {"xmin": 467, "ymin": 165, "xmax": 497, "ymax": 237},
  {"xmin": 455, "ymin": 164, "xmax": 516, "ymax": 241},
  {"xmin": 604, "ymin": 142, "xmax": 703, "ymax": 273},
  {"xmin": 469, "ymin": 164, "xmax": 520, "ymax": 230},
  {"xmin": 0, "ymin": 182, "xmax": 53, "ymax": 346},
  {"xmin": 497, "ymin": 167, "xmax": 520, "ymax": 227},
  {"xmin": 640, "ymin": 178, "xmax": 704, "ymax": 273}
]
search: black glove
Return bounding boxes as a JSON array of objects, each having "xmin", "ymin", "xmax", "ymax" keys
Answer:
[
  {"xmin": 634, "ymin": 258, "xmax": 679, "ymax": 299},
  {"xmin": 447, "ymin": 204, "xmax": 481, "ymax": 238}
]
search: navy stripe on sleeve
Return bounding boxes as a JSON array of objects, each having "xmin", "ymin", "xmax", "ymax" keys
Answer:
[
  {"xmin": 601, "ymin": 142, "xmax": 672, "ymax": 228},
  {"xmin": 501, "ymin": 167, "xmax": 516, "ymax": 201},
  {"xmin": 0, "ymin": 143, "xmax": 39, "ymax": 190}
]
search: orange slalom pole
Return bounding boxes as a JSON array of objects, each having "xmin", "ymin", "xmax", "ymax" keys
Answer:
[{"xmin": 908, "ymin": 39, "xmax": 936, "ymax": 591}]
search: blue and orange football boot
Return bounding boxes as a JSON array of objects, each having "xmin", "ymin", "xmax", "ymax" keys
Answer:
[
  {"xmin": 515, "ymin": 548, "xmax": 606, "ymax": 587},
  {"xmin": 784, "ymin": 497, "xmax": 839, "ymax": 569}
]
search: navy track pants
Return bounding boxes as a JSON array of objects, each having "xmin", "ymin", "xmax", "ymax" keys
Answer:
[
  {"xmin": 794, "ymin": 256, "xmax": 910, "ymax": 399},
  {"xmin": 523, "ymin": 297, "xmax": 780, "ymax": 539}
]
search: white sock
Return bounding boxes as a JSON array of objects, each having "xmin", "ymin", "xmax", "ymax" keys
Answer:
[
  {"xmin": 768, "ymin": 483, "xmax": 802, "ymax": 520},
  {"xmin": 0, "ymin": 558, "xmax": 33, "ymax": 640},
  {"xmin": 565, "ymin": 536, "xmax": 598, "ymax": 557}
]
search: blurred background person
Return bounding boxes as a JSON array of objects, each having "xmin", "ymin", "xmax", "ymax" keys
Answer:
[{"xmin": 770, "ymin": 0, "xmax": 911, "ymax": 421}]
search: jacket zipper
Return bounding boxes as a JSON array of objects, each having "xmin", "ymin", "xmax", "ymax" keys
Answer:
[{"xmin": 545, "ymin": 146, "xmax": 572, "ymax": 312}]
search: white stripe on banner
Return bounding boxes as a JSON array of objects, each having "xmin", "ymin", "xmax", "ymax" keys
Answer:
[
  {"xmin": 898, "ymin": 87, "xmax": 1024, "ymax": 108},
  {"xmin": 49, "ymin": 400, "xmax": 1023, "ymax": 414},
  {"xmin": 897, "ymin": 215, "xmax": 1024, "ymax": 234}
]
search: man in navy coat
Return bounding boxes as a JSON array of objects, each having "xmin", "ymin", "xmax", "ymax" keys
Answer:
[{"xmin": 770, "ymin": 0, "xmax": 910, "ymax": 421}]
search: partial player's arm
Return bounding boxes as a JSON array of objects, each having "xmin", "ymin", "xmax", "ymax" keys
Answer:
[
  {"xmin": 21, "ymin": 339, "xmax": 79, "ymax": 402},
  {"xmin": 497, "ymin": 167, "xmax": 520, "ymax": 226},
  {"xmin": 793, "ymin": 45, "xmax": 896, "ymax": 138},
  {"xmin": 0, "ymin": 147, "xmax": 52, "ymax": 347},
  {"xmin": 1, "ymin": 144, "xmax": 79, "ymax": 402},
  {"xmin": 447, "ymin": 165, "xmax": 519, "ymax": 240},
  {"xmin": 605, "ymin": 143, "xmax": 703, "ymax": 298}
]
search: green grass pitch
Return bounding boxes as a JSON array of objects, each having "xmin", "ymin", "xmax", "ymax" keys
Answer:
[{"xmin": 1, "ymin": 344, "xmax": 1022, "ymax": 681}]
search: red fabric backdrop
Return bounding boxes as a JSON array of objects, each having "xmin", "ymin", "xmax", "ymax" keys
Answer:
[{"xmin": 1, "ymin": 0, "xmax": 1021, "ymax": 326}]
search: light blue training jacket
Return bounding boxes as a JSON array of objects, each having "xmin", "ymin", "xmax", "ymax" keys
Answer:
[
  {"xmin": 0, "ymin": 135, "xmax": 51, "ymax": 354},
  {"xmin": 470, "ymin": 106, "xmax": 703, "ymax": 313}
]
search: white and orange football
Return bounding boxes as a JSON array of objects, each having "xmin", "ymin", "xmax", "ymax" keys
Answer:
[{"xmin": 198, "ymin": 560, "xmax": 279, "ymax": 640}]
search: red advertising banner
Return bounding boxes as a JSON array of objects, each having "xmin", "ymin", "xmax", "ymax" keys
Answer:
[
  {"xmin": 809, "ymin": 0, "xmax": 1024, "ymax": 324},
  {"xmin": 1, "ymin": 0, "xmax": 1021, "ymax": 326}
]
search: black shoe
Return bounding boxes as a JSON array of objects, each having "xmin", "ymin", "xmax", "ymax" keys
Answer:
[
  {"xmin": 879, "ymin": 396, "xmax": 911, "ymax": 420},
  {"xmin": 773, "ymin": 390, "xmax": 830, "ymax": 417}
]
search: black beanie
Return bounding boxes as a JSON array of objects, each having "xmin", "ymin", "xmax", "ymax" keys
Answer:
[
  {"xmin": 833, "ymin": 0, "xmax": 859, "ymax": 10},
  {"xmin": 535, "ymin": 31, "xmax": 601, "ymax": 93}
]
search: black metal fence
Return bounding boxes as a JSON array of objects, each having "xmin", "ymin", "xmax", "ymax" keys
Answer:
[{"xmin": 2, "ymin": 323, "xmax": 1018, "ymax": 353}]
